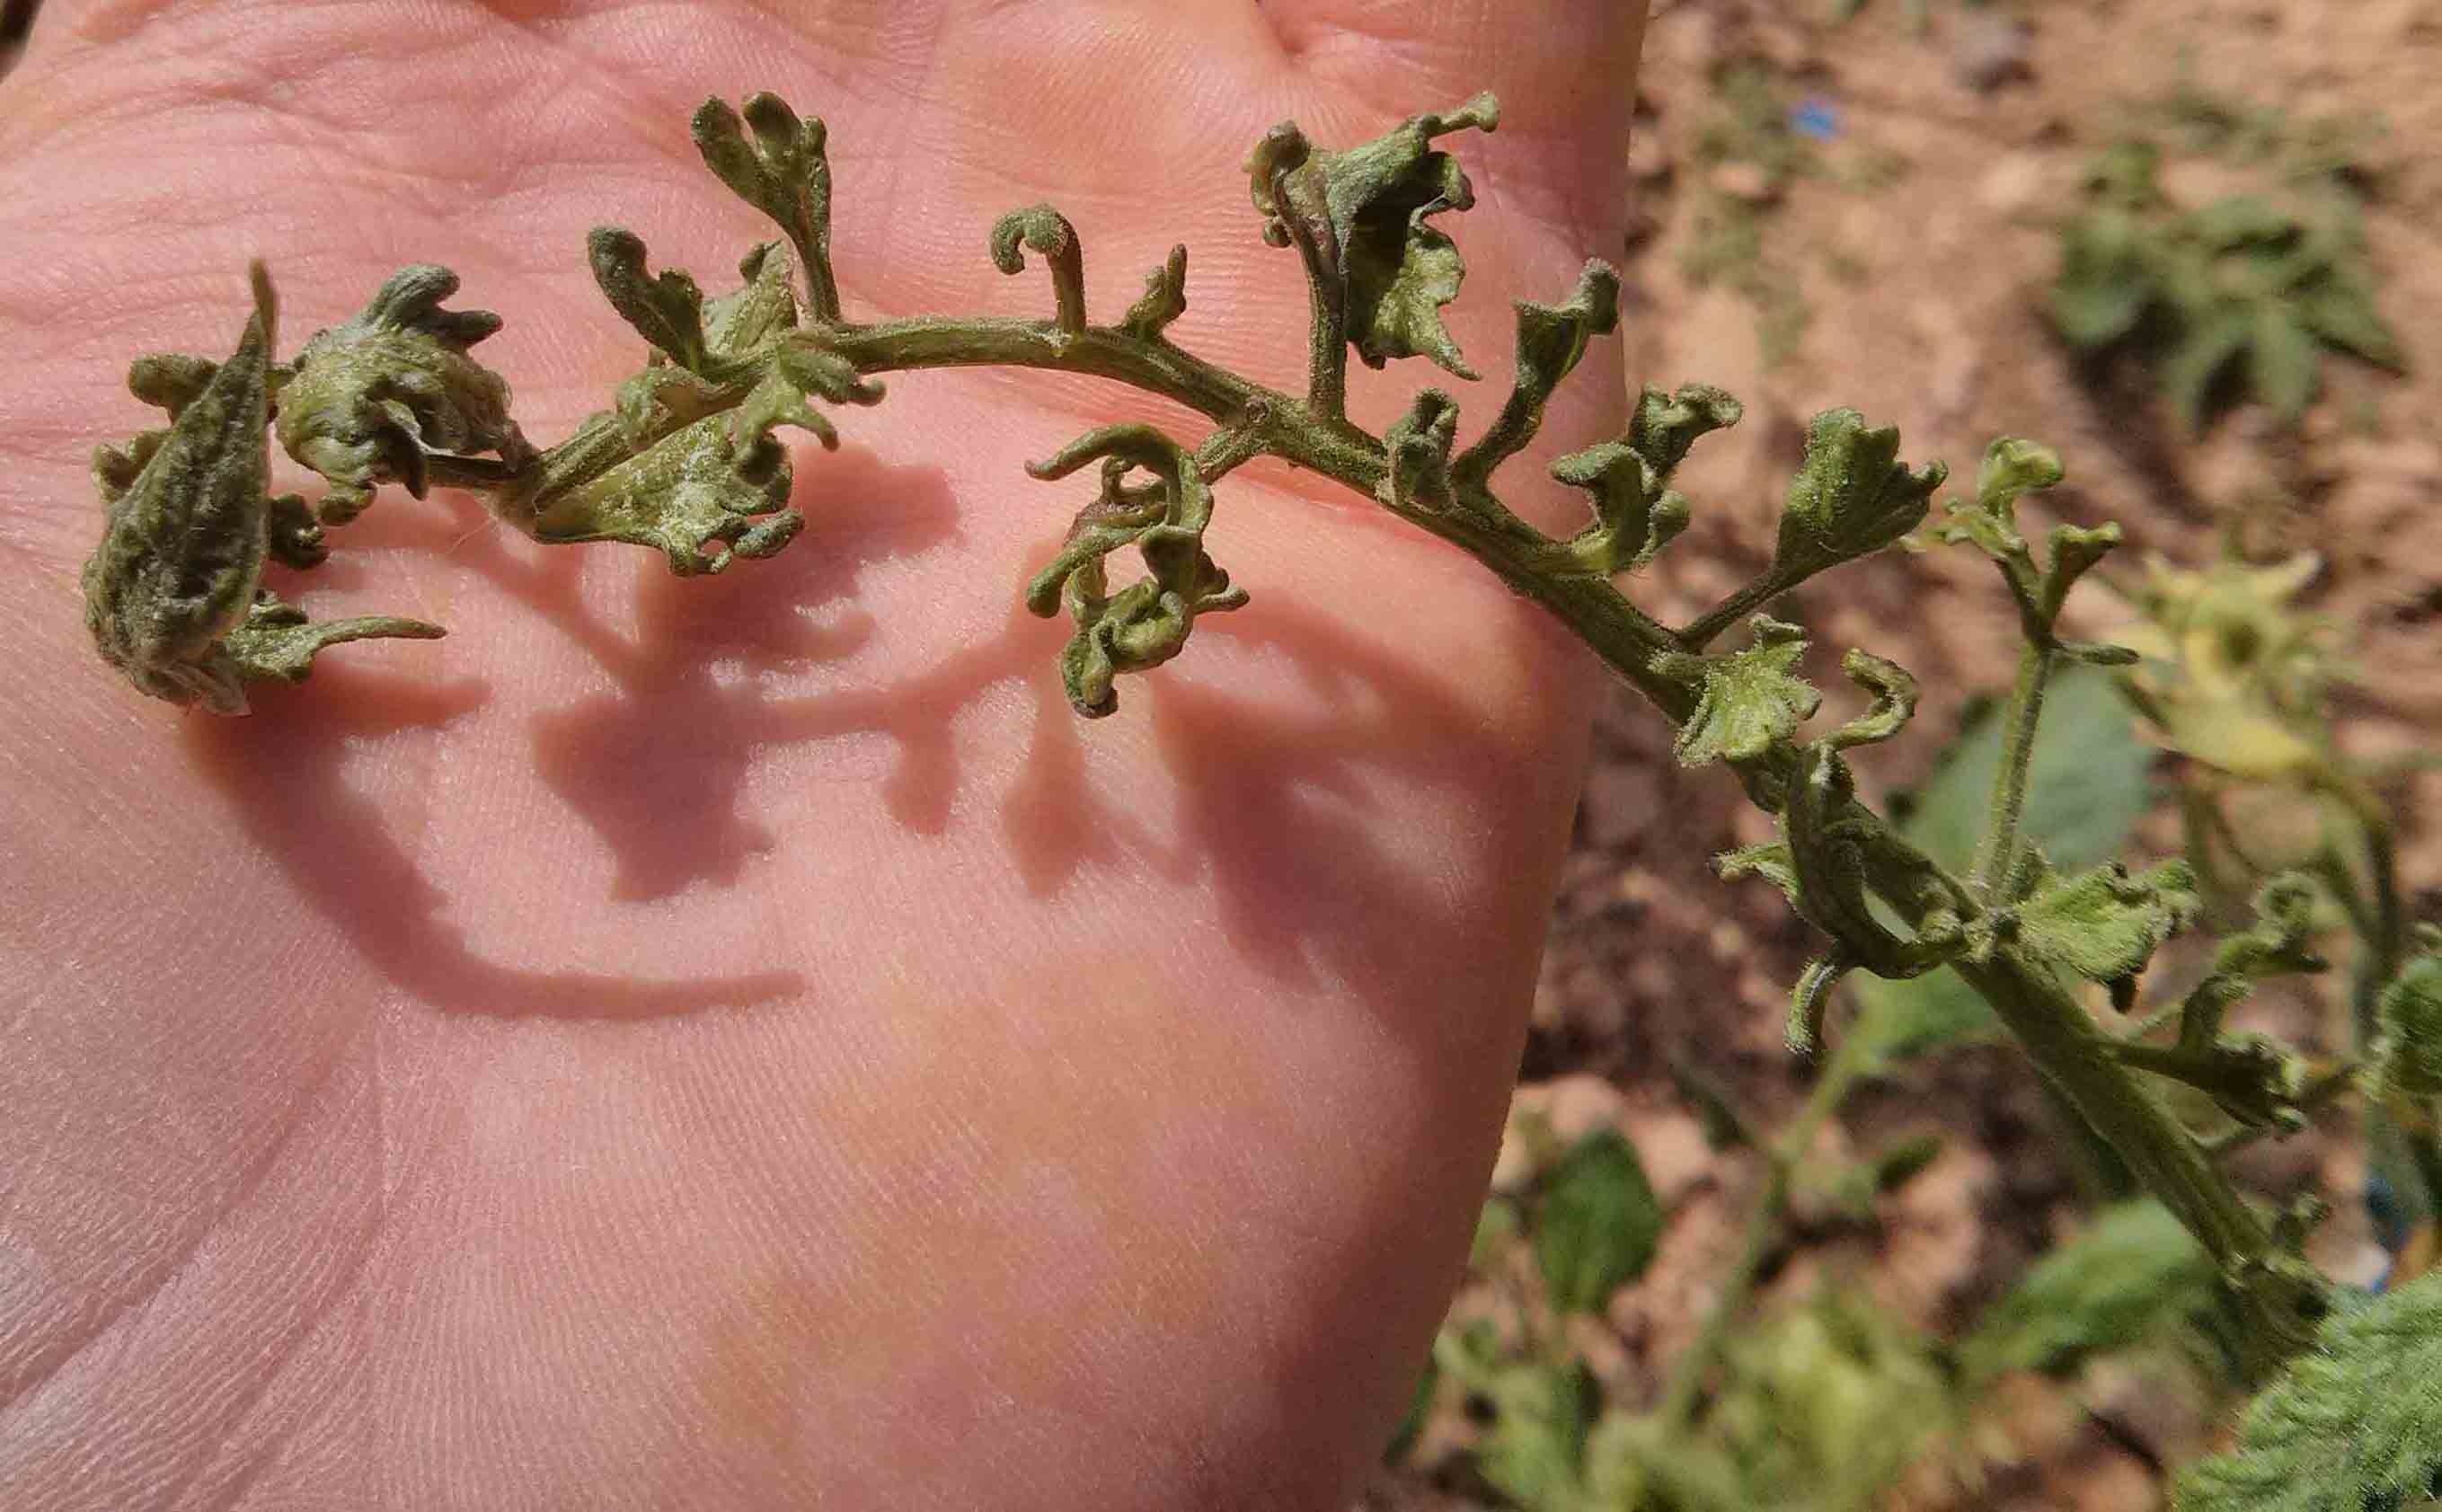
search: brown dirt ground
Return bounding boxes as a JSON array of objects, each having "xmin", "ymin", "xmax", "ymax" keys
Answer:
[{"xmin": 1372, "ymin": 1, "xmax": 2442, "ymax": 1508}]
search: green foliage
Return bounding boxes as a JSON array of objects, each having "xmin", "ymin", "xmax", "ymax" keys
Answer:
[
  {"xmin": 1535, "ymin": 1131, "xmax": 1665, "ymax": 1316},
  {"xmin": 2375, "ymin": 940, "xmax": 2442, "ymax": 1104},
  {"xmin": 2177, "ymin": 1273, "xmax": 2442, "ymax": 1512},
  {"xmin": 1770, "ymin": 410, "xmax": 1947, "ymax": 585},
  {"xmin": 1661, "ymin": 617, "xmax": 1822, "ymax": 768},
  {"xmin": 2050, "ymin": 137, "xmax": 2402, "ymax": 429},
  {"xmin": 2013, "ymin": 859, "xmax": 2200, "ymax": 992},
  {"xmin": 1962, "ymin": 1200, "xmax": 2216, "ymax": 1384},
  {"xmin": 1248, "ymin": 93, "xmax": 1500, "ymax": 379},
  {"xmin": 79, "ymin": 82, "xmax": 2396, "ymax": 1472},
  {"xmin": 1845, "ymin": 668, "xmax": 2154, "ymax": 1063}
]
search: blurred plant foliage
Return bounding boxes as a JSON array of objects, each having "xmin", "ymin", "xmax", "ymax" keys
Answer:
[
  {"xmin": 1399, "ymin": 524, "xmax": 2442, "ymax": 1508},
  {"xmin": 2049, "ymin": 130, "xmax": 2403, "ymax": 430}
]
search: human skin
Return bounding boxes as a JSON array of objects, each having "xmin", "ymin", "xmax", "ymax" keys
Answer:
[{"xmin": 0, "ymin": 2, "xmax": 1641, "ymax": 1507}]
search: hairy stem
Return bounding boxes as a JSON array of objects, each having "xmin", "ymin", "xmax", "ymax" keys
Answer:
[
  {"xmin": 1953, "ymin": 949, "xmax": 2322, "ymax": 1381},
  {"xmin": 464, "ymin": 280, "xmax": 2313, "ymax": 1384},
  {"xmin": 1973, "ymin": 641, "xmax": 2055, "ymax": 897}
]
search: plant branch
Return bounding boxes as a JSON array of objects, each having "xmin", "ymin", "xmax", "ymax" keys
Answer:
[{"xmin": 1973, "ymin": 641, "xmax": 2057, "ymax": 897}]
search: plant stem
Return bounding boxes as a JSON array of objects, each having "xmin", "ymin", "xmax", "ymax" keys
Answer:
[
  {"xmin": 1952, "ymin": 949, "xmax": 2321, "ymax": 1381},
  {"xmin": 1657, "ymin": 1049, "xmax": 1861, "ymax": 1428},
  {"xmin": 485, "ymin": 299, "xmax": 2316, "ymax": 1383},
  {"xmin": 1678, "ymin": 569, "xmax": 1799, "ymax": 650},
  {"xmin": 1973, "ymin": 641, "xmax": 2055, "ymax": 898}
]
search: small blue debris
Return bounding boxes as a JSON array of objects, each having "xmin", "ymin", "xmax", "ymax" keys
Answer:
[{"xmin": 1791, "ymin": 100, "xmax": 1842, "ymax": 141}]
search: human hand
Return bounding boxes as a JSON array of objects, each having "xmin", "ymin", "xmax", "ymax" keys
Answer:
[{"xmin": 0, "ymin": 2, "xmax": 1640, "ymax": 1506}]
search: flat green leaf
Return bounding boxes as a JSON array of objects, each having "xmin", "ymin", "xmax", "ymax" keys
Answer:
[
  {"xmin": 1846, "ymin": 967, "xmax": 1997, "ymax": 1071},
  {"xmin": 1477, "ymin": 1359, "xmax": 1597, "ymax": 1508},
  {"xmin": 2176, "ymin": 1272, "xmax": 2442, "ymax": 1512},
  {"xmin": 1535, "ymin": 1129, "xmax": 1661, "ymax": 1315},
  {"xmin": 1963, "ymin": 1200, "xmax": 2213, "ymax": 1384},
  {"xmin": 1904, "ymin": 668, "xmax": 2154, "ymax": 877}
]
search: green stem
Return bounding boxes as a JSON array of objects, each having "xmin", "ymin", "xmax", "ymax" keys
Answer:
[
  {"xmin": 1657, "ymin": 1052, "xmax": 1860, "ymax": 1428},
  {"xmin": 1972, "ymin": 641, "xmax": 2055, "ymax": 898},
  {"xmin": 472, "ymin": 302, "xmax": 2314, "ymax": 1383},
  {"xmin": 1953, "ymin": 949, "xmax": 2321, "ymax": 1382},
  {"xmin": 1678, "ymin": 569, "xmax": 1801, "ymax": 650}
]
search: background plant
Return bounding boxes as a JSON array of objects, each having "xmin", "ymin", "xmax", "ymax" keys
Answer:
[{"xmin": 2050, "ymin": 130, "xmax": 2403, "ymax": 431}]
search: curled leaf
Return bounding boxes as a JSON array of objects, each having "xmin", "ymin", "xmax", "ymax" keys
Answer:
[
  {"xmin": 1022, "ymin": 425, "xmax": 1246, "ymax": 717},
  {"xmin": 2013, "ymin": 860, "xmax": 2200, "ymax": 990},
  {"xmin": 1455, "ymin": 260, "xmax": 1622, "ymax": 484},
  {"xmin": 2374, "ymin": 941, "xmax": 2442, "ymax": 1103},
  {"xmin": 692, "ymin": 92, "xmax": 840, "ymax": 321},
  {"xmin": 275, "ymin": 263, "xmax": 531, "ymax": 523},
  {"xmin": 1120, "ymin": 243, "xmax": 1189, "ymax": 340},
  {"xmin": 1827, "ymin": 650, "xmax": 1919, "ymax": 750},
  {"xmin": 1381, "ymin": 389, "xmax": 1459, "ymax": 513},
  {"xmin": 1247, "ymin": 93, "xmax": 1500, "ymax": 378},
  {"xmin": 527, "ymin": 412, "xmax": 801, "ymax": 575},
  {"xmin": 1550, "ymin": 441, "xmax": 1688, "ymax": 576},
  {"xmin": 86, "ymin": 264, "xmax": 444, "ymax": 712},
  {"xmin": 1656, "ymin": 615, "xmax": 1820, "ymax": 767},
  {"xmin": 588, "ymin": 226, "xmax": 712, "ymax": 374},
  {"xmin": 989, "ymin": 205, "xmax": 1086, "ymax": 337},
  {"xmin": 2173, "ymin": 874, "xmax": 2328, "ymax": 1047},
  {"xmin": 1628, "ymin": 383, "xmax": 1746, "ymax": 481},
  {"xmin": 1773, "ymin": 408, "xmax": 1947, "ymax": 583}
]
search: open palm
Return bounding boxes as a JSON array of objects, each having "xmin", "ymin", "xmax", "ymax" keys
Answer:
[{"xmin": 0, "ymin": 2, "xmax": 1640, "ymax": 1506}]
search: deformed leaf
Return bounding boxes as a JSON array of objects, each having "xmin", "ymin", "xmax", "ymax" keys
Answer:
[
  {"xmin": 1550, "ymin": 441, "xmax": 1688, "ymax": 576},
  {"xmin": 587, "ymin": 226, "xmax": 712, "ymax": 373},
  {"xmin": 526, "ymin": 412, "xmax": 801, "ymax": 575},
  {"xmin": 1772, "ymin": 408, "xmax": 1947, "ymax": 583},
  {"xmin": 1716, "ymin": 840, "xmax": 1800, "ymax": 904},
  {"xmin": 1535, "ymin": 1129, "xmax": 1661, "ymax": 1315},
  {"xmin": 1248, "ymin": 93, "xmax": 1500, "ymax": 378},
  {"xmin": 275, "ymin": 262, "xmax": 530, "ymax": 521},
  {"xmin": 1381, "ymin": 389, "xmax": 1459, "ymax": 513},
  {"xmin": 1628, "ymin": 383, "xmax": 1746, "ymax": 482},
  {"xmin": 1119, "ymin": 243, "xmax": 1189, "ymax": 340},
  {"xmin": 1022, "ymin": 424, "xmax": 1246, "ymax": 717},
  {"xmin": 693, "ymin": 92, "xmax": 839, "ymax": 320},
  {"xmin": 1659, "ymin": 616, "xmax": 1821, "ymax": 767},
  {"xmin": 2175, "ymin": 1272, "xmax": 2442, "ymax": 1512},
  {"xmin": 1455, "ymin": 259, "xmax": 1621, "ymax": 483},
  {"xmin": 2013, "ymin": 860, "xmax": 2200, "ymax": 988}
]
